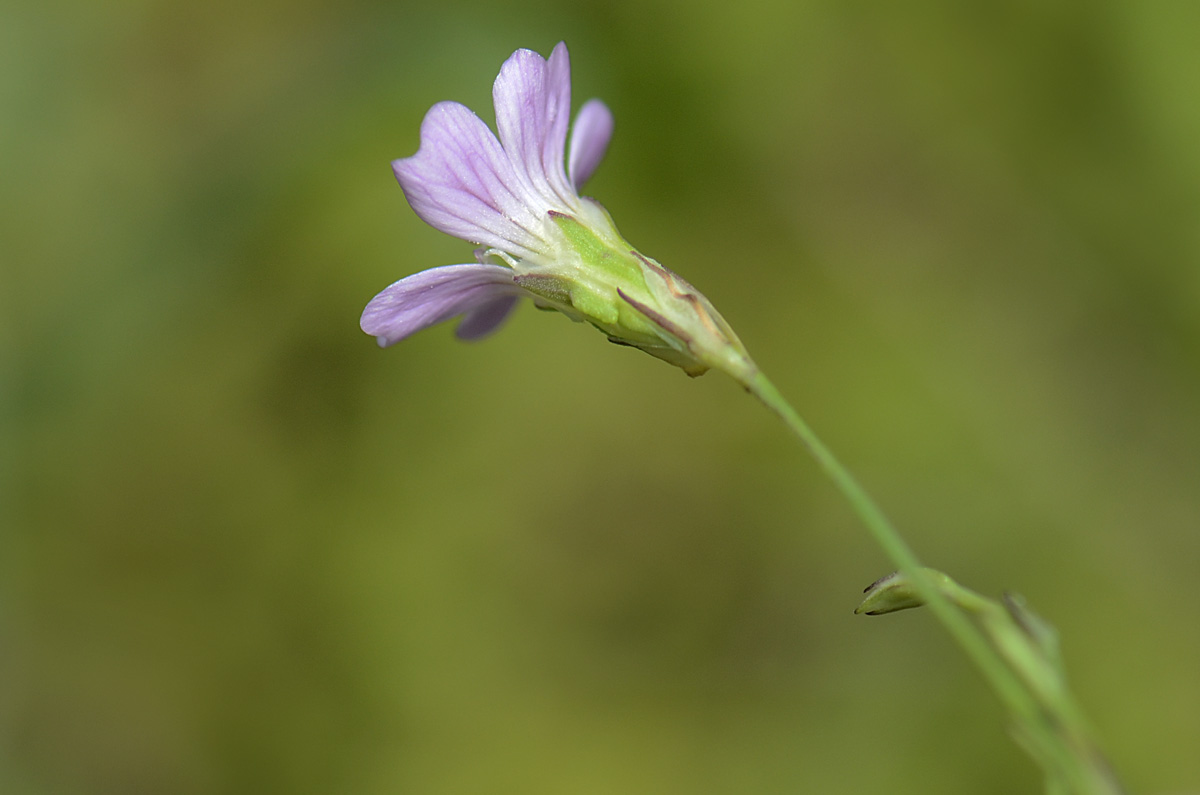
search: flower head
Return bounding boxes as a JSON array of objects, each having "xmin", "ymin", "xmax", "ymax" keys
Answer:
[{"xmin": 361, "ymin": 42, "xmax": 755, "ymax": 381}]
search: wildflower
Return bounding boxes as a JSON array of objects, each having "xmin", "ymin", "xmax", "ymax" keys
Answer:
[{"xmin": 361, "ymin": 42, "xmax": 756, "ymax": 380}]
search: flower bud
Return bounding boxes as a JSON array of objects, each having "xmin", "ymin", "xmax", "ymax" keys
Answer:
[{"xmin": 854, "ymin": 568, "xmax": 958, "ymax": 615}]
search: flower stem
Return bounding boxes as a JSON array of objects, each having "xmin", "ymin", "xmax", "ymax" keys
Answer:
[{"xmin": 745, "ymin": 370, "xmax": 1121, "ymax": 794}]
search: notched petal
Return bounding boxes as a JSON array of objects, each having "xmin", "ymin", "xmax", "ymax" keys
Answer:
[
  {"xmin": 492, "ymin": 42, "xmax": 576, "ymax": 211},
  {"xmin": 360, "ymin": 264, "xmax": 523, "ymax": 347},
  {"xmin": 568, "ymin": 99, "xmax": 613, "ymax": 190},
  {"xmin": 392, "ymin": 102, "xmax": 547, "ymax": 260}
]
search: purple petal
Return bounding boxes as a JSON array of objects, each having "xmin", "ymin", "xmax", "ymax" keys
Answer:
[
  {"xmin": 455, "ymin": 294, "xmax": 521, "ymax": 340},
  {"xmin": 493, "ymin": 42, "xmax": 577, "ymax": 211},
  {"xmin": 568, "ymin": 99, "xmax": 614, "ymax": 191},
  {"xmin": 360, "ymin": 264, "xmax": 523, "ymax": 347},
  {"xmin": 393, "ymin": 102, "xmax": 548, "ymax": 260}
]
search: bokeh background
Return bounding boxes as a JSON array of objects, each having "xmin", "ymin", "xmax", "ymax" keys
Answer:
[{"xmin": 4, "ymin": 0, "xmax": 1199, "ymax": 792}]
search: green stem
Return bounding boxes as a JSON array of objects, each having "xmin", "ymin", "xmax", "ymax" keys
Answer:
[
  {"xmin": 746, "ymin": 372, "xmax": 1026, "ymax": 704},
  {"xmin": 745, "ymin": 370, "xmax": 1118, "ymax": 794}
]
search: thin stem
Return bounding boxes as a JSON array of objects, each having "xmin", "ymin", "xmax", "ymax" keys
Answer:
[
  {"xmin": 745, "ymin": 370, "xmax": 1118, "ymax": 794},
  {"xmin": 746, "ymin": 372, "xmax": 1027, "ymax": 702}
]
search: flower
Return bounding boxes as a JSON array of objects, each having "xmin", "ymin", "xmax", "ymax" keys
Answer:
[{"xmin": 361, "ymin": 42, "xmax": 755, "ymax": 381}]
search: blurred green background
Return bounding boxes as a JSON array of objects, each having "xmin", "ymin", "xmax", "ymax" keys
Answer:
[{"xmin": 4, "ymin": 0, "xmax": 1199, "ymax": 792}]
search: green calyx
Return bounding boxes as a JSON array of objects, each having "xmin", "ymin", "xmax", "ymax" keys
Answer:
[{"xmin": 514, "ymin": 210, "xmax": 757, "ymax": 381}]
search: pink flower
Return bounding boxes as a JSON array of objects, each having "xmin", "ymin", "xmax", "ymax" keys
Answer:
[
  {"xmin": 361, "ymin": 42, "xmax": 614, "ymax": 346},
  {"xmin": 362, "ymin": 42, "xmax": 752, "ymax": 380}
]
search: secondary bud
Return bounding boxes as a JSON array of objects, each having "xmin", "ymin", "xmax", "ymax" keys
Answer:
[{"xmin": 855, "ymin": 568, "xmax": 958, "ymax": 615}]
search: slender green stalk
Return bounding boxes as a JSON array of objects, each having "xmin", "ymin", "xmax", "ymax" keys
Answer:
[
  {"xmin": 745, "ymin": 372, "xmax": 1028, "ymax": 707},
  {"xmin": 746, "ymin": 370, "xmax": 1121, "ymax": 794}
]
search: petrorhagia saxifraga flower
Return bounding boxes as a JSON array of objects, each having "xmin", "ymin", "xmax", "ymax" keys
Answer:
[
  {"xmin": 361, "ymin": 42, "xmax": 756, "ymax": 380},
  {"xmin": 360, "ymin": 46, "xmax": 1128, "ymax": 791}
]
